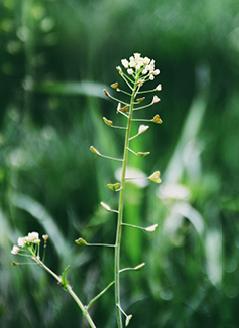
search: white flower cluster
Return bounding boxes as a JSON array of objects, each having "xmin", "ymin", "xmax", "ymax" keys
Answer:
[
  {"xmin": 11, "ymin": 231, "xmax": 41, "ymax": 255},
  {"xmin": 120, "ymin": 53, "xmax": 160, "ymax": 80}
]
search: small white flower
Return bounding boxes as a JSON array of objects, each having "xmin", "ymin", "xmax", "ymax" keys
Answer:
[
  {"xmin": 18, "ymin": 236, "xmax": 28, "ymax": 248},
  {"xmin": 149, "ymin": 74, "xmax": 154, "ymax": 80},
  {"xmin": 28, "ymin": 232, "xmax": 40, "ymax": 243},
  {"xmin": 153, "ymin": 69, "xmax": 160, "ymax": 75},
  {"xmin": 143, "ymin": 56, "xmax": 150, "ymax": 64},
  {"xmin": 134, "ymin": 53, "xmax": 141, "ymax": 59},
  {"xmin": 142, "ymin": 68, "xmax": 147, "ymax": 75},
  {"xmin": 135, "ymin": 63, "xmax": 141, "ymax": 70},
  {"xmin": 11, "ymin": 245, "xmax": 20, "ymax": 255},
  {"xmin": 127, "ymin": 68, "xmax": 134, "ymax": 75},
  {"xmin": 121, "ymin": 59, "xmax": 128, "ymax": 68}
]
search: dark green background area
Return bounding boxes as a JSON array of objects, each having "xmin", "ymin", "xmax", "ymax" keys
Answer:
[{"xmin": 1, "ymin": 0, "xmax": 239, "ymax": 327}]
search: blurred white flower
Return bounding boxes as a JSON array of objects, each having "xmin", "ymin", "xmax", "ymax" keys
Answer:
[
  {"xmin": 127, "ymin": 68, "xmax": 133, "ymax": 75},
  {"xmin": 18, "ymin": 236, "xmax": 28, "ymax": 248},
  {"xmin": 145, "ymin": 224, "xmax": 158, "ymax": 232},
  {"xmin": 121, "ymin": 59, "xmax": 128, "ymax": 68},
  {"xmin": 11, "ymin": 245, "xmax": 20, "ymax": 255},
  {"xmin": 115, "ymin": 167, "xmax": 148, "ymax": 188},
  {"xmin": 158, "ymin": 183, "xmax": 191, "ymax": 201},
  {"xmin": 28, "ymin": 232, "xmax": 40, "ymax": 243},
  {"xmin": 118, "ymin": 53, "xmax": 160, "ymax": 81}
]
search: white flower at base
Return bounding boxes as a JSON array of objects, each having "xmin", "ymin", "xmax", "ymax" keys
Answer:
[{"xmin": 11, "ymin": 245, "xmax": 20, "ymax": 255}]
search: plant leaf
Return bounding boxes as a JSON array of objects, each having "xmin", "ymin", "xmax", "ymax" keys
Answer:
[
  {"xmin": 148, "ymin": 171, "xmax": 162, "ymax": 184},
  {"xmin": 90, "ymin": 146, "xmax": 101, "ymax": 156},
  {"xmin": 152, "ymin": 95, "xmax": 161, "ymax": 104},
  {"xmin": 111, "ymin": 82, "xmax": 119, "ymax": 89},
  {"xmin": 75, "ymin": 237, "xmax": 89, "ymax": 245},
  {"xmin": 61, "ymin": 265, "xmax": 70, "ymax": 290},
  {"xmin": 119, "ymin": 105, "xmax": 129, "ymax": 113},
  {"xmin": 138, "ymin": 125, "xmax": 149, "ymax": 135},
  {"xmin": 145, "ymin": 224, "xmax": 158, "ymax": 231},
  {"xmin": 134, "ymin": 263, "xmax": 145, "ymax": 270},
  {"xmin": 103, "ymin": 117, "xmax": 113, "ymax": 127},
  {"xmin": 100, "ymin": 202, "xmax": 111, "ymax": 211},
  {"xmin": 126, "ymin": 315, "xmax": 132, "ymax": 326},
  {"xmin": 107, "ymin": 182, "xmax": 120, "ymax": 191},
  {"xmin": 136, "ymin": 97, "xmax": 145, "ymax": 103},
  {"xmin": 103, "ymin": 89, "xmax": 110, "ymax": 97},
  {"xmin": 137, "ymin": 151, "xmax": 150, "ymax": 157},
  {"xmin": 151, "ymin": 114, "xmax": 163, "ymax": 124}
]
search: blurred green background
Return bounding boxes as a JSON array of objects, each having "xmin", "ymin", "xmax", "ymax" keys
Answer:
[{"xmin": 1, "ymin": 0, "xmax": 239, "ymax": 327}]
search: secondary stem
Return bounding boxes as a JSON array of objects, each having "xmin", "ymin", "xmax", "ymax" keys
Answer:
[
  {"xmin": 114, "ymin": 81, "xmax": 138, "ymax": 328},
  {"xmin": 31, "ymin": 253, "xmax": 97, "ymax": 328}
]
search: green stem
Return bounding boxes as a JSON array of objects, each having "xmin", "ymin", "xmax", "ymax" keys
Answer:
[
  {"xmin": 31, "ymin": 252, "xmax": 97, "ymax": 328},
  {"xmin": 114, "ymin": 79, "xmax": 138, "ymax": 328},
  {"xmin": 66, "ymin": 285, "xmax": 97, "ymax": 328}
]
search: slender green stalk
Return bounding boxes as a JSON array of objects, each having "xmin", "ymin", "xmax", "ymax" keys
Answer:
[
  {"xmin": 114, "ymin": 77, "xmax": 138, "ymax": 328},
  {"xmin": 66, "ymin": 285, "xmax": 97, "ymax": 328},
  {"xmin": 30, "ymin": 251, "xmax": 97, "ymax": 328}
]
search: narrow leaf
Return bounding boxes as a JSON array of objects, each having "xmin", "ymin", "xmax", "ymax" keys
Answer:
[
  {"xmin": 90, "ymin": 146, "xmax": 101, "ymax": 156},
  {"xmin": 107, "ymin": 182, "xmax": 120, "ymax": 191},
  {"xmin": 61, "ymin": 265, "xmax": 70, "ymax": 290},
  {"xmin": 148, "ymin": 171, "xmax": 162, "ymax": 184},
  {"xmin": 151, "ymin": 114, "xmax": 163, "ymax": 124},
  {"xmin": 75, "ymin": 237, "xmax": 89, "ymax": 245},
  {"xmin": 103, "ymin": 117, "xmax": 113, "ymax": 127}
]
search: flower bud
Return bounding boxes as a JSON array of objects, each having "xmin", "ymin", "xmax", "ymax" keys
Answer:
[{"xmin": 42, "ymin": 234, "xmax": 49, "ymax": 241}]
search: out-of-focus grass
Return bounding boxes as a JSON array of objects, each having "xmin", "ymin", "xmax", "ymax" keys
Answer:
[{"xmin": 1, "ymin": 0, "xmax": 239, "ymax": 327}]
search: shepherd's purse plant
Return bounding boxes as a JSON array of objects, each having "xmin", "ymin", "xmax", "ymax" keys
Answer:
[{"xmin": 11, "ymin": 53, "xmax": 163, "ymax": 328}]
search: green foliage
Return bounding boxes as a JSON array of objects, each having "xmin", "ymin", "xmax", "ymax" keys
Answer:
[{"xmin": 1, "ymin": 0, "xmax": 239, "ymax": 327}]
